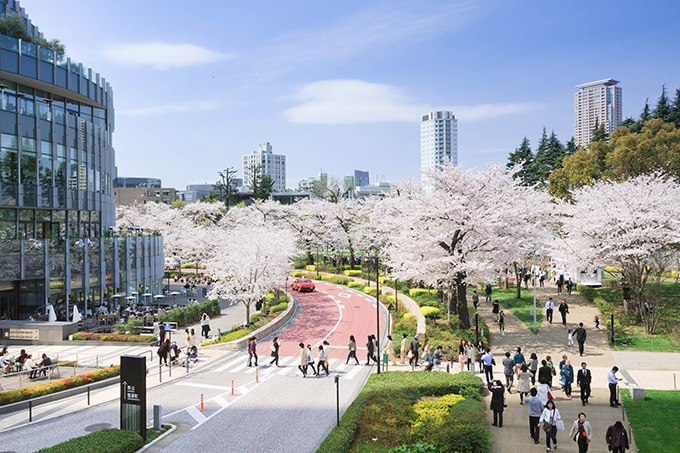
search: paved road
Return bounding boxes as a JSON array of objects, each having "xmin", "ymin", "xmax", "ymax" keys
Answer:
[{"xmin": 0, "ymin": 281, "xmax": 389, "ymax": 453}]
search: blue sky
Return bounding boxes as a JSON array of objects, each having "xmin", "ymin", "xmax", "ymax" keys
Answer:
[{"xmin": 23, "ymin": 0, "xmax": 680, "ymax": 189}]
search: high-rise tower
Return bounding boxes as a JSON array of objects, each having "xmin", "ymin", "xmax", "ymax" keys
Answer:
[{"xmin": 574, "ymin": 79, "xmax": 622, "ymax": 148}]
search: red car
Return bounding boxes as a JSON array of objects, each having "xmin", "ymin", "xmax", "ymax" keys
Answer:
[{"xmin": 292, "ymin": 278, "xmax": 315, "ymax": 292}]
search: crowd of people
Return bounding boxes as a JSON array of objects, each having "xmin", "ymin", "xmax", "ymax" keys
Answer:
[{"xmin": 1, "ymin": 347, "xmax": 53, "ymax": 378}]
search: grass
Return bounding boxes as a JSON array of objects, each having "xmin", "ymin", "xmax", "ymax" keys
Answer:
[
  {"xmin": 492, "ymin": 287, "xmax": 543, "ymax": 334},
  {"xmin": 610, "ymin": 332, "xmax": 680, "ymax": 352},
  {"xmin": 620, "ymin": 389, "xmax": 680, "ymax": 451}
]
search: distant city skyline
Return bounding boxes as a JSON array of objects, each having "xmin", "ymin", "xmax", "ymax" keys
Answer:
[{"xmin": 22, "ymin": 0, "xmax": 680, "ymax": 190}]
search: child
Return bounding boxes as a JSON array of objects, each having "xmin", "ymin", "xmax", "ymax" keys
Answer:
[
  {"xmin": 594, "ymin": 316, "xmax": 600, "ymax": 330},
  {"xmin": 567, "ymin": 329, "xmax": 574, "ymax": 347}
]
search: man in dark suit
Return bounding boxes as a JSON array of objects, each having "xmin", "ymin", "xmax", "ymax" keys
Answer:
[
  {"xmin": 577, "ymin": 361, "xmax": 592, "ymax": 406},
  {"xmin": 538, "ymin": 360, "xmax": 552, "ymax": 386},
  {"xmin": 574, "ymin": 323, "xmax": 587, "ymax": 356}
]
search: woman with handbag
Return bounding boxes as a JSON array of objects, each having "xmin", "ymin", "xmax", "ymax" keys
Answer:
[
  {"xmin": 488, "ymin": 380, "xmax": 506, "ymax": 428},
  {"xmin": 538, "ymin": 399, "xmax": 563, "ymax": 452},
  {"xmin": 269, "ymin": 337, "xmax": 280, "ymax": 367},
  {"xmin": 569, "ymin": 412, "xmax": 592, "ymax": 452}
]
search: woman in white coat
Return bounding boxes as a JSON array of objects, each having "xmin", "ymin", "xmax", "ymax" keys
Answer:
[
  {"xmin": 538, "ymin": 399, "xmax": 562, "ymax": 452},
  {"xmin": 517, "ymin": 363, "xmax": 532, "ymax": 404},
  {"xmin": 298, "ymin": 343, "xmax": 308, "ymax": 377}
]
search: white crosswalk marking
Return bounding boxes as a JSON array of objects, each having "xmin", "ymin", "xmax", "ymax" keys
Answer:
[
  {"xmin": 336, "ymin": 362, "xmax": 349, "ymax": 372},
  {"xmin": 213, "ymin": 355, "xmax": 245, "ymax": 373},
  {"xmin": 176, "ymin": 382, "xmax": 231, "ymax": 391},
  {"xmin": 346, "ymin": 364, "xmax": 365, "ymax": 380},
  {"xmin": 186, "ymin": 405, "xmax": 207, "ymax": 423},
  {"xmin": 214, "ymin": 396, "xmax": 229, "ymax": 407}
]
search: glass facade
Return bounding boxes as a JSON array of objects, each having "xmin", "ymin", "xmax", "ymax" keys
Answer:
[{"xmin": 0, "ymin": 0, "xmax": 164, "ymax": 321}]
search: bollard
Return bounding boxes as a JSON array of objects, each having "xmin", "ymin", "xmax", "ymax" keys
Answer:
[
  {"xmin": 335, "ymin": 375, "xmax": 340, "ymax": 427},
  {"xmin": 96, "ymin": 355, "xmax": 99, "ymax": 369},
  {"xmin": 159, "ymin": 363, "xmax": 162, "ymax": 383},
  {"xmin": 256, "ymin": 368, "xmax": 259, "ymax": 383},
  {"xmin": 154, "ymin": 405, "xmax": 162, "ymax": 431},
  {"xmin": 471, "ymin": 363, "xmax": 476, "ymax": 375},
  {"xmin": 199, "ymin": 394, "xmax": 204, "ymax": 412},
  {"xmin": 169, "ymin": 360, "xmax": 172, "ymax": 377},
  {"xmin": 231, "ymin": 379, "xmax": 235, "ymax": 396},
  {"xmin": 29, "ymin": 400, "xmax": 32, "ymax": 422},
  {"xmin": 87, "ymin": 386, "xmax": 90, "ymax": 405},
  {"xmin": 446, "ymin": 364, "xmax": 450, "ymax": 374},
  {"xmin": 186, "ymin": 355, "xmax": 189, "ymax": 374},
  {"xmin": 675, "ymin": 373, "xmax": 677, "ymax": 391}
]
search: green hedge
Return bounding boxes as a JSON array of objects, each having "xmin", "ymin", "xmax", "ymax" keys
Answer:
[
  {"xmin": 409, "ymin": 288, "xmax": 431, "ymax": 298},
  {"xmin": 36, "ymin": 428, "xmax": 144, "ymax": 453},
  {"xmin": 330, "ymin": 276, "xmax": 351, "ymax": 285},
  {"xmin": 348, "ymin": 281, "xmax": 364, "ymax": 289},
  {"xmin": 72, "ymin": 333, "xmax": 153, "ymax": 343},
  {"xmin": 203, "ymin": 328, "xmax": 253, "ymax": 346},
  {"xmin": 290, "ymin": 271, "xmax": 303, "ymax": 277},
  {"xmin": 343, "ymin": 270, "xmax": 363, "ymax": 277},
  {"xmin": 577, "ymin": 285, "xmax": 596, "ymax": 301},
  {"xmin": 270, "ymin": 302, "xmax": 288, "ymax": 313},
  {"xmin": 0, "ymin": 366, "xmax": 120, "ymax": 406},
  {"xmin": 363, "ymin": 286, "xmax": 378, "ymax": 296},
  {"xmin": 157, "ymin": 299, "xmax": 220, "ymax": 325},
  {"xmin": 420, "ymin": 307, "xmax": 441, "ymax": 318},
  {"xmin": 317, "ymin": 372, "xmax": 485, "ymax": 453}
]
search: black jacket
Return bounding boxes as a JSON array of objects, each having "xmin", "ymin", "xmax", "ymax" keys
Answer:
[
  {"xmin": 538, "ymin": 365, "xmax": 552, "ymax": 384},
  {"xmin": 488, "ymin": 382, "xmax": 505, "ymax": 411},
  {"xmin": 577, "ymin": 368, "xmax": 592, "ymax": 386},
  {"xmin": 575, "ymin": 327, "xmax": 587, "ymax": 342}
]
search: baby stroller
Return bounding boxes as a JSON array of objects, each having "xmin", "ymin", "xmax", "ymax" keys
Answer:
[{"xmin": 188, "ymin": 346, "xmax": 198, "ymax": 363}]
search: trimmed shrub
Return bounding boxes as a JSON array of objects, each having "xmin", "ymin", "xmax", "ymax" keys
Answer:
[
  {"xmin": 36, "ymin": 428, "xmax": 144, "ymax": 453},
  {"xmin": 420, "ymin": 307, "xmax": 441, "ymax": 318},
  {"xmin": 250, "ymin": 313, "xmax": 261, "ymax": 324},
  {"xmin": 409, "ymin": 288, "xmax": 430, "ymax": 298},
  {"xmin": 363, "ymin": 286, "xmax": 378, "ymax": 297},
  {"xmin": 343, "ymin": 270, "xmax": 363, "ymax": 277},
  {"xmin": 72, "ymin": 333, "xmax": 153, "ymax": 343},
  {"xmin": 389, "ymin": 442, "xmax": 439, "ymax": 453},
  {"xmin": 411, "ymin": 394, "xmax": 465, "ymax": 439},
  {"xmin": 330, "ymin": 276, "xmax": 351, "ymax": 285},
  {"xmin": 203, "ymin": 328, "xmax": 253, "ymax": 346},
  {"xmin": 321, "ymin": 275, "xmax": 332, "ymax": 282},
  {"xmin": 427, "ymin": 399, "xmax": 491, "ymax": 453},
  {"xmin": 417, "ymin": 298, "xmax": 440, "ymax": 308},
  {"xmin": 403, "ymin": 313, "xmax": 417, "ymax": 322},
  {"xmin": 290, "ymin": 271, "xmax": 303, "ymax": 277},
  {"xmin": 595, "ymin": 297, "xmax": 613, "ymax": 313},
  {"xmin": 348, "ymin": 281, "xmax": 364, "ymax": 290},
  {"xmin": 270, "ymin": 302, "xmax": 288, "ymax": 313},
  {"xmin": 385, "ymin": 294, "xmax": 403, "ymax": 304},
  {"xmin": 306, "ymin": 265, "xmax": 316, "ymax": 271},
  {"xmin": 577, "ymin": 285, "xmax": 596, "ymax": 301}
]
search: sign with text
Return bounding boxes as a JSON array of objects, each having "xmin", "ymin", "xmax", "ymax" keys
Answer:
[{"xmin": 120, "ymin": 355, "xmax": 146, "ymax": 440}]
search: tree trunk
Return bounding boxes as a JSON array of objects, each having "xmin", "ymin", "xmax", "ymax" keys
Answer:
[
  {"xmin": 307, "ymin": 251, "xmax": 314, "ymax": 266},
  {"xmin": 514, "ymin": 263, "xmax": 522, "ymax": 300},
  {"xmin": 244, "ymin": 301, "xmax": 251, "ymax": 325},
  {"xmin": 455, "ymin": 278, "xmax": 470, "ymax": 329}
]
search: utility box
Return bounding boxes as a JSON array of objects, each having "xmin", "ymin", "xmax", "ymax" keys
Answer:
[{"xmin": 630, "ymin": 384, "xmax": 644, "ymax": 401}]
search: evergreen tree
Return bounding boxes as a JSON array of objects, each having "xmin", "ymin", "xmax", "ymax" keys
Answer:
[
  {"xmin": 640, "ymin": 98, "xmax": 652, "ymax": 123},
  {"xmin": 668, "ymin": 88, "xmax": 680, "ymax": 127},
  {"xmin": 564, "ymin": 137, "xmax": 578, "ymax": 156},
  {"xmin": 652, "ymin": 85, "xmax": 671, "ymax": 121},
  {"xmin": 208, "ymin": 167, "xmax": 239, "ymax": 209},
  {"xmin": 506, "ymin": 136, "xmax": 534, "ymax": 185},
  {"xmin": 533, "ymin": 128, "xmax": 564, "ymax": 186},
  {"xmin": 591, "ymin": 118, "xmax": 609, "ymax": 143}
]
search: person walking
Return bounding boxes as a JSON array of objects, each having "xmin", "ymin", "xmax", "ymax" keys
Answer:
[
  {"xmin": 576, "ymin": 362, "xmax": 592, "ymax": 406},
  {"xmin": 575, "ymin": 322, "xmax": 587, "ymax": 356},
  {"xmin": 608, "ymin": 366, "xmax": 623, "ymax": 407},
  {"xmin": 561, "ymin": 360, "xmax": 574, "ymax": 398},
  {"xmin": 546, "ymin": 356, "xmax": 556, "ymax": 388},
  {"xmin": 346, "ymin": 335, "xmax": 360, "ymax": 365},
  {"xmin": 498, "ymin": 310, "xmax": 506, "ymax": 335},
  {"xmin": 366, "ymin": 335, "xmax": 375, "ymax": 365},
  {"xmin": 558, "ymin": 299, "xmax": 569, "ymax": 326},
  {"xmin": 517, "ymin": 364, "xmax": 532, "ymax": 404},
  {"xmin": 465, "ymin": 341, "xmax": 474, "ymax": 371},
  {"xmin": 298, "ymin": 342, "xmax": 308, "ymax": 377},
  {"xmin": 502, "ymin": 351, "xmax": 515, "ymax": 393},
  {"xmin": 247, "ymin": 337, "xmax": 258, "ymax": 367},
  {"xmin": 488, "ymin": 380, "xmax": 506, "ymax": 428},
  {"xmin": 157, "ymin": 339, "xmax": 169, "ymax": 365},
  {"xmin": 485, "ymin": 283, "xmax": 492, "ymax": 302},
  {"xmin": 410, "ymin": 335, "xmax": 421, "ymax": 369},
  {"xmin": 419, "ymin": 338, "xmax": 432, "ymax": 367},
  {"xmin": 545, "ymin": 298, "xmax": 555, "ymax": 324},
  {"xmin": 269, "ymin": 336, "xmax": 280, "ymax": 367},
  {"xmin": 432, "ymin": 346, "xmax": 443, "ymax": 371},
  {"xmin": 306, "ymin": 345, "xmax": 317, "ymax": 376},
  {"xmin": 569, "ymin": 412, "xmax": 592, "ymax": 453},
  {"xmin": 482, "ymin": 348, "xmax": 495, "ymax": 384},
  {"xmin": 458, "ymin": 339, "xmax": 466, "ymax": 372},
  {"xmin": 528, "ymin": 352, "xmax": 539, "ymax": 385},
  {"xmin": 492, "ymin": 300, "xmax": 500, "ymax": 321},
  {"xmin": 184, "ymin": 328, "xmax": 190, "ymax": 347},
  {"xmin": 538, "ymin": 399, "xmax": 562, "ymax": 452},
  {"xmin": 400, "ymin": 333, "xmax": 409, "ymax": 364},
  {"xmin": 200, "ymin": 313, "xmax": 211, "ymax": 338},
  {"xmin": 606, "ymin": 421, "xmax": 629, "ymax": 452},
  {"xmin": 472, "ymin": 290, "xmax": 479, "ymax": 310},
  {"xmin": 513, "ymin": 347, "xmax": 526, "ymax": 373},
  {"xmin": 384, "ymin": 335, "xmax": 398, "ymax": 367},
  {"xmin": 323, "ymin": 340, "xmax": 330, "ymax": 371},
  {"xmin": 316, "ymin": 344, "xmax": 329, "ymax": 377},
  {"xmin": 525, "ymin": 387, "xmax": 543, "ymax": 445},
  {"xmin": 188, "ymin": 328, "xmax": 196, "ymax": 353}
]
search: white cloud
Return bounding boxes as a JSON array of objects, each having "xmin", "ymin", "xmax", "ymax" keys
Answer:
[
  {"xmin": 118, "ymin": 101, "xmax": 218, "ymax": 117},
  {"xmin": 103, "ymin": 41, "xmax": 231, "ymax": 70},
  {"xmin": 284, "ymin": 79, "xmax": 545, "ymax": 125}
]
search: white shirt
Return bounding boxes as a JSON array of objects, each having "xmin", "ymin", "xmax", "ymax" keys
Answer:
[
  {"xmin": 539, "ymin": 408, "xmax": 561, "ymax": 424},
  {"xmin": 24, "ymin": 358, "xmax": 34, "ymax": 370},
  {"xmin": 545, "ymin": 300, "xmax": 555, "ymax": 310},
  {"xmin": 608, "ymin": 370, "xmax": 620, "ymax": 385}
]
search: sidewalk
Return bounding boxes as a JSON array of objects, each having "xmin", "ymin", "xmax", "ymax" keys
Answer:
[{"xmin": 476, "ymin": 284, "xmax": 637, "ymax": 452}]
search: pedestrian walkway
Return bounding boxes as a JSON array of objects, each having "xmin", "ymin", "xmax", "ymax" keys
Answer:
[{"xmin": 476, "ymin": 283, "xmax": 638, "ymax": 452}]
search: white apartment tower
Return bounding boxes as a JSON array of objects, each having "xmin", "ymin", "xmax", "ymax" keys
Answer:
[
  {"xmin": 574, "ymin": 79, "xmax": 622, "ymax": 148},
  {"xmin": 243, "ymin": 142, "xmax": 286, "ymax": 192},
  {"xmin": 421, "ymin": 111, "xmax": 458, "ymax": 182}
]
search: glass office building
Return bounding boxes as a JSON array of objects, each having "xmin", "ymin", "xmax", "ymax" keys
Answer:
[{"xmin": 0, "ymin": 0, "xmax": 164, "ymax": 321}]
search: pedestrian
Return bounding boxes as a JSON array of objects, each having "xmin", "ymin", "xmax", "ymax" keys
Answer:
[
  {"xmin": 488, "ymin": 380, "xmax": 506, "ymax": 428},
  {"xmin": 546, "ymin": 355, "xmax": 556, "ymax": 387},
  {"xmin": 517, "ymin": 363, "xmax": 532, "ymax": 404},
  {"xmin": 247, "ymin": 337, "xmax": 258, "ymax": 367},
  {"xmin": 419, "ymin": 338, "xmax": 432, "ymax": 367},
  {"xmin": 561, "ymin": 360, "xmax": 574, "ymax": 398},
  {"xmin": 184, "ymin": 328, "xmax": 190, "ymax": 347},
  {"xmin": 608, "ymin": 366, "xmax": 623, "ymax": 407},
  {"xmin": 200, "ymin": 313, "xmax": 211, "ymax": 338},
  {"xmin": 513, "ymin": 347, "xmax": 526, "ymax": 373},
  {"xmin": 545, "ymin": 298, "xmax": 554, "ymax": 324},
  {"xmin": 558, "ymin": 299, "xmax": 569, "ymax": 326},
  {"xmin": 306, "ymin": 345, "xmax": 317, "ymax": 375},
  {"xmin": 524, "ymin": 272, "xmax": 531, "ymax": 289},
  {"xmin": 477, "ymin": 341, "xmax": 486, "ymax": 372},
  {"xmin": 269, "ymin": 336, "xmax": 280, "ymax": 367},
  {"xmin": 502, "ymin": 351, "xmax": 515, "ymax": 392},
  {"xmin": 539, "ymin": 272, "xmax": 545, "ymax": 287},
  {"xmin": 465, "ymin": 341, "xmax": 474, "ymax": 371},
  {"xmin": 400, "ymin": 333, "xmax": 409, "ymax": 364},
  {"xmin": 605, "ymin": 421, "xmax": 629, "ymax": 452},
  {"xmin": 433, "ymin": 346, "xmax": 443, "ymax": 371},
  {"xmin": 525, "ymin": 387, "xmax": 543, "ymax": 445},
  {"xmin": 568, "ymin": 329, "xmax": 575, "ymax": 348},
  {"xmin": 410, "ymin": 334, "xmax": 421, "ymax": 369},
  {"xmin": 298, "ymin": 342, "xmax": 308, "ymax": 377},
  {"xmin": 485, "ymin": 283, "xmax": 492, "ymax": 302},
  {"xmin": 346, "ymin": 335, "xmax": 360, "ymax": 365},
  {"xmin": 577, "ymin": 362, "xmax": 592, "ymax": 406},
  {"xmin": 557, "ymin": 274, "xmax": 565, "ymax": 294},
  {"xmin": 188, "ymin": 328, "xmax": 196, "ymax": 352},
  {"xmin": 316, "ymin": 345, "xmax": 329, "ymax": 377},
  {"xmin": 384, "ymin": 335, "xmax": 397, "ymax": 367},
  {"xmin": 528, "ymin": 352, "xmax": 539, "ymax": 385},
  {"xmin": 492, "ymin": 300, "xmax": 500, "ymax": 321},
  {"xmin": 458, "ymin": 339, "xmax": 466, "ymax": 372},
  {"xmin": 157, "ymin": 339, "xmax": 169, "ymax": 365},
  {"xmin": 538, "ymin": 399, "xmax": 562, "ymax": 452},
  {"xmin": 482, "ymin": 348, "xmax": 495, "ymax": 384},
  {"xmin": 594, "ymin": 316, "xmax": 600, "ymax": 331},
  {"xmin": 567, "ymin": 278, "xmax": 573, "ymax": 295},
  {"xmin": 472, "ymin": 290, "xmax": 479, "ymax": 309},
  {"xmin": 569, "ymin": 412, "xmax": 592, "ymax": 453},
  {"xmin": 575, "ymin": 322, "xmax": 587, "ymax": 356},
  {"xmin": 323, "ymin": 340, "xmax": 330, "ymax": 371},
  {"xmin": 366, "ymin": 335, "xmax": 375, "ymax": 365},
  {"xmin": 498, "ymin": 310, "xmax": 505, "ymax": 335}
]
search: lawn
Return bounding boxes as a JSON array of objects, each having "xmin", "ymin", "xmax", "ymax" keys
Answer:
[
  {"xmin": 620, "ymin": 389, "xmax": 680, "ymax": 451},
  {"xmin": 492, "ymin": 287, "xmax": 543, "ymax": 334}
]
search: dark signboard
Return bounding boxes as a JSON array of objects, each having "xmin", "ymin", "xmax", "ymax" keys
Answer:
[{"xmin": 120, "ymin": 355, "xmax": 147, "ymax": 440}]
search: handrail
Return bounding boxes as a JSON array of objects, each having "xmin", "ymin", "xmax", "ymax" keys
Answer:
[{"xmin": 137, "ymin": 349, "xmax": 154, "ymax": 362}]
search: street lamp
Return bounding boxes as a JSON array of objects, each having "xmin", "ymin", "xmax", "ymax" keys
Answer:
[
  {"xmin": 316, "ymin": 244, "xmax": 320, "ymax": 278},
  {"xmin": 367, "ymin": 255, "xmax": 380, "ymax": 374}
]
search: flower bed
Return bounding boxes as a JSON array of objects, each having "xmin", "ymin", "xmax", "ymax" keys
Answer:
[
  {"xmin": 36, "ymin": 428, "xmax": 144, "ymax": 453},
  {"xmin": 72, "ymin": 332, "xmax": 153, "ymax": 343},
  {"xmin": 0, "ymin": 365, "xmax": 120, "ymax": 406}
]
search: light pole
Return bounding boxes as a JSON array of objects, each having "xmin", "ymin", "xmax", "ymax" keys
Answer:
[
  {"xmin": 367, "ymin": 255, "xmax": 380, "ymax": 374},
  {"xmin": 533, "ymin": 259, "xmax": 537, "ymax": 333},
  {"xmin": 316, "ymin": 244, "xmax": 320, "ymax": 278}
]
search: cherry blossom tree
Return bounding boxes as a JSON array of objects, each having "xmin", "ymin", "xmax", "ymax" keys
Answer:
[
  {"xmin": 377, "ymin": 164, "xmax": 549, "ymax": 329},
  {"xmin": 554, "ymin": 172, "xmax": 680, "ymax": 333}
]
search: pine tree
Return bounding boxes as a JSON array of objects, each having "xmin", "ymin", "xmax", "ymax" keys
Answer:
[
  {"xmin": 641, "ymin": 98, "xmax": 652, "ymax": 123},
  {"xmin": 506, "ymin": 137, "xmax": 534, "ymax": 185},
  {"xmin": 533, "ymin": 128, "xmax": 564, "ymax": 186},
  {"xmin": 591, "ymin": 118, "xmax": 609, "ymax": 143},
  {"xmin": 564, "ymin": 137, "xmax": 578, "ymax": 156},
  {"xmin": 652, "ymin": 85, "xmax": 671, "ymax": 122},
  {"xmin": 668, "ymin": 88, "xmax": 680, "ymax": 127}
]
